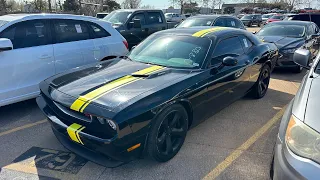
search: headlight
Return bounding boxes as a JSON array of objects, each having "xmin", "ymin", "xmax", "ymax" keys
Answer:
[
  {"xmin": 282, "ymin": 48, "xmax": 297, "ymax": 54},
  {"xmin": 286, "ymin": 115, "xmax": 320, "ymax": 164}
]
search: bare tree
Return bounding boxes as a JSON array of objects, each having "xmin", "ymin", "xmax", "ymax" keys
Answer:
[
  {"xmin": 285, "ymin": 0, "xmax": 303, "ymax": 11},
  {"xmin": 140, "ymin": 4, "xmax": 154, "ymax": 9},
  {"xmin": 122, "ymin": 0, "xmax": 141, "ymax": 9}
]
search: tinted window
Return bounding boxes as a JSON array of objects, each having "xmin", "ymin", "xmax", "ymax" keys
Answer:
[
  {"xmin": 131, "ymin": 13, "xmax": 146, "ymax": 25},
  {"xmin": 214, "ymin": 18, "xmax": 226, "ymax": 27},
  {"xmin": 225, "ymin": 18, "xmax": 242, "ymax": 28},
  {"xmin": 53, "ymin": 19, "xmax": 90, "ymax": 43},
  {"xmin": 0, "ymin": 20, "xmax": 49, "ymax": 49},
  {"xmin": 147, "ymin": 12, "xmax": 163, "ymax": 24},
  {"xmin": 178, "ymin": 18, "xmax": 213, "ymax": 28},
  {"xmin": 89, "ymin": 23, "xmax": 110, "ymax": 38},
  {"xmin": 311, "ymin": 15, "xmax": 320, "ymax": 28},
  {"xmin": 212, "ymin": 37, "xmax": 244, "ymax": 64},
  {"xmin": 257, "ymin": 25, "xmax": 305, "ymax": 38},
  {"xmin": 239, "ymin": 35, "xmax": 253, "ymax": 53},
  {"xmin": 314, "ymin": 24, "xmax": 319, "ymax": 34}
]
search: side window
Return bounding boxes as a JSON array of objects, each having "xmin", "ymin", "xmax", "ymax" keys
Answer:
[
  {"xmin": 225, "ymin": 18, "xmax": 241, "ymax": 28},
  {"xmin": 147, "ymin": 12, "xmax": 163, "ymax": 24},
  {"xmin": 307, "ymin": 25, "xmax": 315, "ymax": 36},
  {"xmin": 214, "ymin": 18, "xmax": 226, "ymax": 27},
  {"xmin": 0, "ymin": 20, "xmax": 49, "ymax": 49},
  {"xmin": 239, "ymin": 35, "xmax": 253, "ymax": 53},
  {"xmin": 131, "ymin": 13, "xmax": 146, "ymax": 25},
  {"xmin": 53, "ymin": 19, "xmax": 90, "ymax": 43},
  {"xmin": 88, "ymin": 22, "xmax": 110, "ymax": 38},
  {"xmin": 212, "ymin": 36, "xmax": 244, "ymax": 65}
]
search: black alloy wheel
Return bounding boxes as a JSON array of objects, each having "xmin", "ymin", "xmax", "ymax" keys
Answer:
[
  {"xmin": 147, "ymin": 104, "xmax": 188, "ymax": 162},
  {"xmin": 251, "ymin": 65, "xmax": 271, "ymax": 99}
]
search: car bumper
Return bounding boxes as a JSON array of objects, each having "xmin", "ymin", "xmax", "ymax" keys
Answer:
[
  {"xmin": 275, "ymin": 53, "xmax": 299, "ymax": 68},
  {"xmin": 36, "ymin": 95, "xmax": 144, "ymax": 167},
  {"xmin": 273, "ymin": 138, "xmax": 320, "ymax": 180}
]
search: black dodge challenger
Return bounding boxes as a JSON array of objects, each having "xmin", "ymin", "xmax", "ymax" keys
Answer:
[{"xmin": 37, "ymin": 27, "xmax": 278, "ymax": 167}]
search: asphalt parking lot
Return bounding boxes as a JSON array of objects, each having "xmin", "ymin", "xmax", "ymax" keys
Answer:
[{"xmin": 0, "ymin": 66, "xmax": 304, "ymax": 180}]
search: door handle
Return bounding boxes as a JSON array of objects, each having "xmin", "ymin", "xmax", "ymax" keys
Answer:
[{"xmin": 39, "ymin": 54, "xmax": 51, "ymax": 59}]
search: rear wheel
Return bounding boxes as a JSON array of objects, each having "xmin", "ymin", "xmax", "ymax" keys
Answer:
[
  {"xmin": 147, "ymin": 104, "xmax": 188, "ymax": 162},
  {"xmin": 251, "ymin": 65, "xmax": 271, "ymax": 99}
]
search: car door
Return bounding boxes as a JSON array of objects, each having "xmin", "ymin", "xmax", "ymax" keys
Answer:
[
  {"xmin": 199, "ymin": 36, "xmax": 254, "ymax": 121},
  {"xmin": 86, "ymin": 22, "xmax": 112, "ymax": 61},
  {"xmin": 145, "ymin": 12, "xmax": 166, "ymax": 35},
  {"xmin": 0, "ymin": 19, "xmax": 55, "ymax": 104},
  {"xmin": 122, "ymin": 12, "xmax": 147, "ymax": 48},
  {"xmin": 52, "ymin": 19, "xmax": 95, "ymax": 74}
]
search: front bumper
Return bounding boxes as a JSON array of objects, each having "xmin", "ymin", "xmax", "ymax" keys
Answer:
[
  {"xmin": 273, "ymin": 138, "xmax": 320, "ymax": 180},
  {"xmin": 275, "ymin": 53, "xmax": 299, "ymax": 68},
  {"xmin": 36, "ymin": 95, "xmax": 144, "ymax": 167}
]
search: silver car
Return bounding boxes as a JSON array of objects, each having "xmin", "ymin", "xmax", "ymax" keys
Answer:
[{"xmin": 272, "ymin": 49, "xmax": 320, "ymax": 179}]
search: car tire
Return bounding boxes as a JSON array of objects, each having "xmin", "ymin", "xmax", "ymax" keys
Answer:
[
  {"xmin": 292, "ymin": 66, "xmax": 303, "ymax": 73},
  {"xmin": 251, "ymin": 65, "xmax": 271, "ymax": 99},
  {"xmin": 258, "ymin": 22, "xmax": 261, "ymax": 27},
  {"xmin": 147, "ymin": 104, "xmax": 188, "ymax": 162}
]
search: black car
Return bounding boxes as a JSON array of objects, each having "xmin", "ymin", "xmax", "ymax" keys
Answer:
[
  {"xmin": 103, "ymin": 9, "xmax": 178, "ymax": 49},
  {"xmin": 256, "ymin": 21, "xmax": 320, "ymax": 73},
  {"xmin": 176, "ymin": 15, "xmax": 246, "ymax": 30},
  {"xmin": 241, "ymin": 14, "xmax": 263, "ymax": 27},
  {"xmin": 286, "ymin": 13, "xmax": 320, "ymax": 28},
  {"xmin": 37, "ymin": 27, "xmax": 278, "ymax": 167}
]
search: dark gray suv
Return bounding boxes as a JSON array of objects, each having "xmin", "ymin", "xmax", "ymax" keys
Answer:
[
  {"xmin": 272, "ymin": 49, "xmax": 320, "ymax": 179},
  {"xmin": 241, "ymin": 14, "xmax": 263, "ymax": 27}
]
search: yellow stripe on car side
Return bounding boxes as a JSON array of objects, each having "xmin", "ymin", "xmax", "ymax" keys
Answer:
[
  {"xmin": 67, "ymin": 123, "xmax": 85, "ymax": 145},
  {"xmin": 192, "ymin": 27, "xmax": 227, "ymax": 37},
  {"xmin": 70, "ymin": 65, "xmax": 165, "ymax": 113}
]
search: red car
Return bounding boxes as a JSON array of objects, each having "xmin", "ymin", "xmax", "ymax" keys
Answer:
[{"xmin": 265, "ymin": 14, "xmax": 285, "ymax": 24}]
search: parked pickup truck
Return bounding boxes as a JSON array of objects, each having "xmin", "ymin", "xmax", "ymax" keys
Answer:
[{"xmin": 103, "ymin": 9, "xmax": 178, "ymax": 49}]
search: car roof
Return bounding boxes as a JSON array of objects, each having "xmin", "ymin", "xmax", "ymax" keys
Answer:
[
  {"xmin": 0, "ymin": 13, "xmax": 97, "ymax": 22},
  {"xmin": 155, "ymin": 27, "xmax": 248, "ymax": 39},
  {"xmin": 270, "ymin": 20, "xmax": 313, "ymax": 26},
  {"xmin": 188, "ymin": 15, "xmax": 236, "ymax": 20}
]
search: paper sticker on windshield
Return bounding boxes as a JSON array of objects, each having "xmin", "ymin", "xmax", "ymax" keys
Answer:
[
  {"xmin": 193, "ymin": 63, "xmax": 199, "ymax": 67},
  {"xmin": 243, "ymin": 38, "xmax": 249, "ymax": 48},
  {"xmin": 231, "ymin": 21, "xmax": 235, "ymax": 27},
  {"xmin": 75, "ymin": 24, "xmax": 82, "ymax": 33}
]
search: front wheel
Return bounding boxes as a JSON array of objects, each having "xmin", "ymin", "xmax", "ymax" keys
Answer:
[
  {"xmin": 147, "ymin": 104, "xmax": 188, "ymax": 162},
  {"xmin": 251, "ymin": 65, "xmax": 271, "ymax": 99}
]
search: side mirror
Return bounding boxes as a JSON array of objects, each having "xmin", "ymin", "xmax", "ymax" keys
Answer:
[
  {"xmin": 133, "ymin": 19, "xmax": 142, "ymax": 29},
  {"xmin": 131, "ymin": 45, "xmax": 137, "ymax": 50},
  {"xmin": 293, "ymin": 49, "xmax": 311, "ymax": 69},
  {"xmin": 222, "ymin": 56, "xmax": 238, "ymax": 66},
  {"xmin": 0, "ymin": 38, "xmax": 13, "ymax": 52}
]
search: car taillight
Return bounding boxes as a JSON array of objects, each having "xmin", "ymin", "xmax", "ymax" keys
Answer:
[{"xmin": 123, "ymin": 41, "xmax": 128, "ymax": 49}]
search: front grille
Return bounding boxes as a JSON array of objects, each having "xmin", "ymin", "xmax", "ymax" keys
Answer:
[{"xmin": 54, "ymin": 102, "xmax": 92, "ymax": 123}]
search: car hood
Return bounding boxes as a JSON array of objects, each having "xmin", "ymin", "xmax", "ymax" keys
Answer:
[
  {"xmin": 304, "ymin": 75, "xmax": 320, "ymax": 133},
  {"xmin": 258, "ymin": 35, "xmax": 304, "ymax": 49},
  {"xmin": 45, "ymin": 59, "xmax": 190, "ymax": 112}
]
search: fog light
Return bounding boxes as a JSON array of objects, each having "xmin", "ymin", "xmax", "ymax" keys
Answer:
[{"xmin": 107, "ymin": 120, "xmax": 117, "ymax": 130}]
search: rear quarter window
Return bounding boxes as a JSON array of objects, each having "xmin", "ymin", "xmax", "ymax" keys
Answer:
[{"xmin": 88, "ymin": 22, "xmax": 111, "ymax": 38}]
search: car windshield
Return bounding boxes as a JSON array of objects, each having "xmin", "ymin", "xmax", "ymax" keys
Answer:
[
  {"xmin": 270, "ymin": 15, "xmax": 283, "ymax": 19},
  {"xmin": 103, "ymin": 11, "xmax": 132, "ymax": 25},
  {"xmin": 128, "ymin": 35, "xmax": 211, "ymax": 69},
  {"xmin": 177, "ymin": 18, "xmax": 213, "ymax": 27},
  {"xmin": 0, "ymin": 20, "xmax": 8, "ymax": 27},
  {"xmin": 257, "ymin": 25, "xmax": 305, "ymax": 38},
  {"xmin": 262, "ymin": 14, "xmax": 272, "ymax": 18},
  {"xmin": 241, "ymin": 15, "xmax": 253, "ymax": 20}
]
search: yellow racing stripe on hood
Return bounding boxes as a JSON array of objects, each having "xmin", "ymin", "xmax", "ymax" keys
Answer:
[
  {"xmin": 70, "ymin": 65, "xmax": 165, "ymax": 112},
  {"xmin": 192, "ymin": 27, "xmax": 227, "ymax": 37}
]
